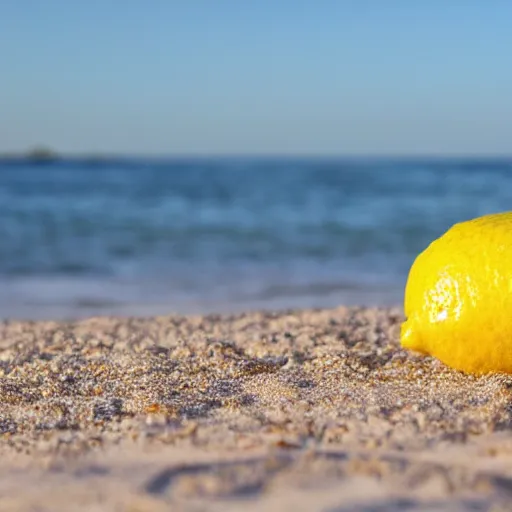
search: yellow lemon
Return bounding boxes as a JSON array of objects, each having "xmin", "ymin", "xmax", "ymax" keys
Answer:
[{"xmin": 401, "ymin": 211, "xmax": 512, "ymax": 374}]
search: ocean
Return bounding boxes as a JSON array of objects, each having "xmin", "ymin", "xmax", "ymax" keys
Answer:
[{"xmin": 0, "ymin": 157, "xmax": 510, "ymax": 320}]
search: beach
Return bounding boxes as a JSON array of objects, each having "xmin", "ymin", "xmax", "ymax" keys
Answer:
[
  {"xmin": 3, "ymin": 0, "xmax": 511, "ymax": 507},
  {"xmin": 1, "ymin": 306, "xmax": 512, "ymax": 511}
]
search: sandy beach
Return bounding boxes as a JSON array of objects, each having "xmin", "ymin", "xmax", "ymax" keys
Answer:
[{"xmin": 1, "ymin": 306, "xmax": 512, "ymax": 511}]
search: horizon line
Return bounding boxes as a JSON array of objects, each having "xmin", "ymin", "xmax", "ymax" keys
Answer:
[{"xmin": 1, "ymin": 150, "xmax": 512, "ymax": 161}]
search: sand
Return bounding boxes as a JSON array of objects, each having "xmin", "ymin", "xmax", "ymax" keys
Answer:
[{"xmin": 1, "ymin": 306, "xmax": 512, "ymax": 510}]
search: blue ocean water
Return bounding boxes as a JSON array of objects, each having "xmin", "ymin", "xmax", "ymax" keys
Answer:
[{"xmin": 0, "ymin": 157, "xmax": 510, "ymax": 319}]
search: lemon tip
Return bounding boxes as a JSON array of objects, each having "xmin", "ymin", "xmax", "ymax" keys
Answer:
[{"xmin": 400, "ymin": 317, "xmax": 423, "ymax": 352}]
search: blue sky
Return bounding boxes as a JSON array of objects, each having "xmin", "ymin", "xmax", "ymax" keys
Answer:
[{"xmin": 1, "ymin": 1, "xmax": 511, "ymax": 155}]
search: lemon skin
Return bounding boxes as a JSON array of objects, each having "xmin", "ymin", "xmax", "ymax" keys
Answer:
[{"xmin": 401, "ymin": 211, "xmax": 512, "ymax": 375}]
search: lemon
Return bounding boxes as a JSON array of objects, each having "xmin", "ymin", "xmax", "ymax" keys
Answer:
[{"xmin": 401, "ymin": 211, "xmax": 512, "ymax": 374}]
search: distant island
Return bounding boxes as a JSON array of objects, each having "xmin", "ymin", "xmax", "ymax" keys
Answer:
[
  {"xmin": 0, "ymin": 147, "xmax": 123, "ymax": 165},
  {"xmin": 0, "ymin": 146, "xmax": 61, "ymax": 164},
  {"xmin": 26, "ymin": 146, "xmax": 60, "ymax": 162}
]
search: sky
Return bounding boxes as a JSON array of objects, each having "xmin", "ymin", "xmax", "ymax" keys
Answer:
[{"xmin": 1, "ymin": 1, "xmax": 511, "ymax": 156}]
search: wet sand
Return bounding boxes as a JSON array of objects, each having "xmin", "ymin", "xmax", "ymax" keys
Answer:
[{"xmin": 1, "ymin": 306, "xmax": 512, "ymax": 510}]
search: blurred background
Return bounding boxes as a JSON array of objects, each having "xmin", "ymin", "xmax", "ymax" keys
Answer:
[{"xmin": 0, "ymin": 2, "xmax": 511, "ymax": 320}]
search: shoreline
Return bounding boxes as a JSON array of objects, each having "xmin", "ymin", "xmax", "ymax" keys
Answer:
[
  {"xmin": 0, "ymin": 274, "xmax": 404, "ymax": 322},
  {"xmin": 0, "ymin": 305, "xmax": 511, "ymax": 510}
]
